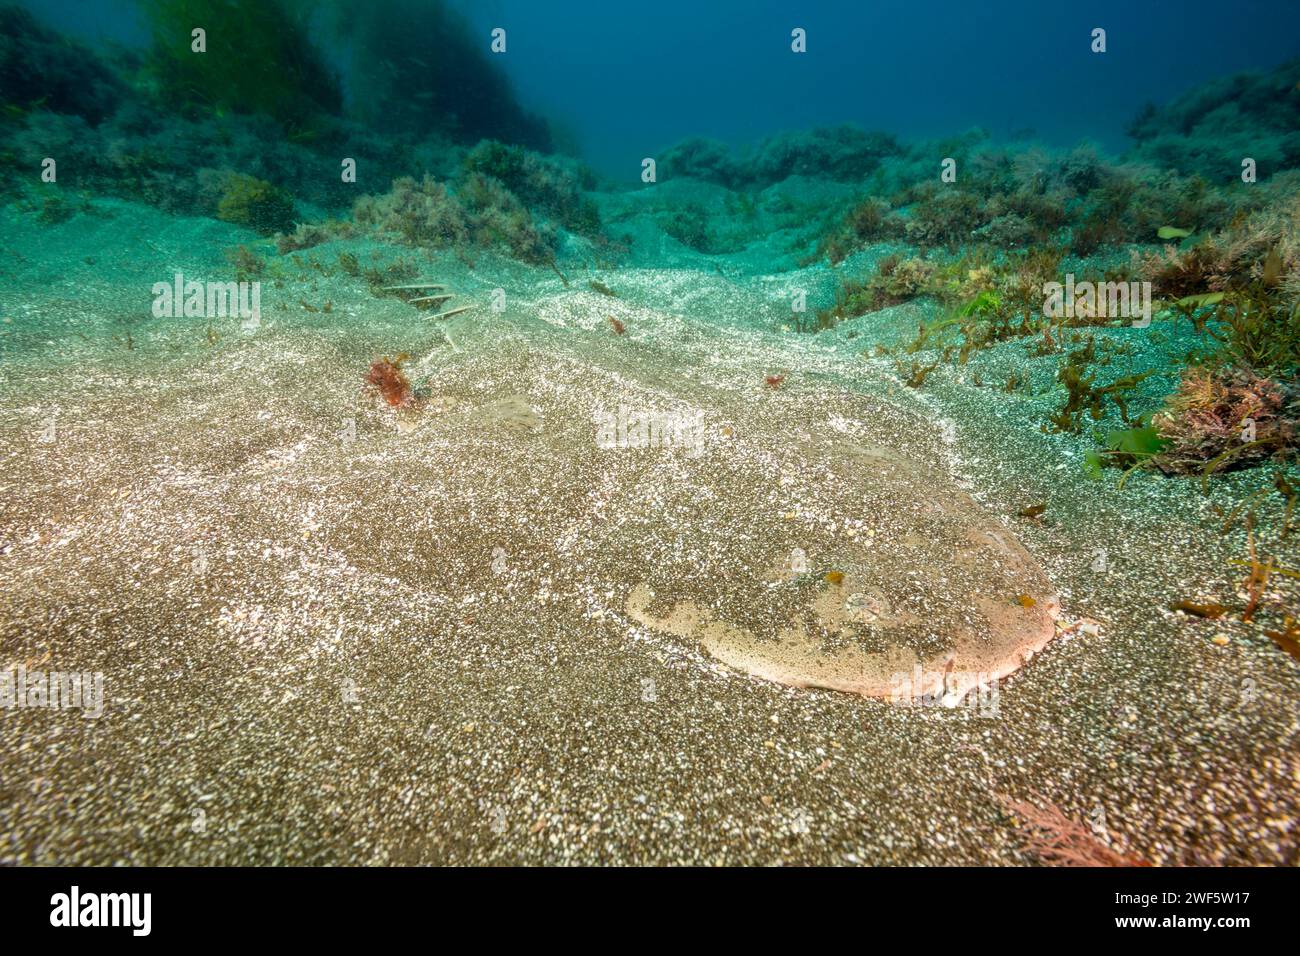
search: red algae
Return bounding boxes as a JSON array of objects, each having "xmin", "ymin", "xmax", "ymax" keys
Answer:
[{"xmin": 366, "ymin": 354, "xmax": 416, "ymax": 408}]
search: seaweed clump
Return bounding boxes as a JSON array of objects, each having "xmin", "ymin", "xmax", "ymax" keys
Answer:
[
  {"xmin": 353, "ymin": 176, "xmax": 468, "ymax": 247},
  {"xmin": 208, "ymin": 171, "xmax": 297, "ymax": 234},
  {"xmin": 352, "ymin": 174, "xmax": 558, "ymax": 265},
  {"xmin": 274, "ymin": 218, "xmax": 358, "ymax": 253},
  {"xmin": 814, "ymin": 197, "xmax": 903, "ymax": 264},
  {"xmin": 1126, "ymin": 56, "xmax": 1300, "ymax": 179},
  {"xmin": 458, "ymin": 171, "xmax": 558, "ymax": 264},
  {"xmin": 865, "ymin": 256, "xmax": 937, "ymax": 310},
  {"xmin": 462, "ymin": 140, "xmax": 600, "ymax": 236},
  {"xmin": 1137, "ymin": 188, "xmax": 1300, "ymax": 307},
  {"xmin": 899, "ymin": 358, "xmax": 940, "ymax": 388},
  {"xmin": 1141, "ymin": 252, "xmax": 1299, "ymax": 476},
  {"xmin": 366, "ymin": 354, "xmax": 416, "ymax": 409},
  {"xmin": 814, "ymin": 255, "xmax": 937, "ymax": 329},
  {"xmin": 805, "ymin": 131, "xmax": 1247, "ymax": 266},
  {"xmin": 658, "ymin": 202, "xmax": 715, "ymax": 253},
  {"xmin": 997, "ymin": 792, "xmax": 1148, "ymax": 867},
  {"xmin": 1151, "ymin": 365, "xmax": 1297, "ymax": 475},
  {"xmin": 659, "ymin": 126, "xmax": 901, "ymax": 190},
  {"xmin": 1046, "ymin": 338, "xmax": 1152, "ymax": 433}
]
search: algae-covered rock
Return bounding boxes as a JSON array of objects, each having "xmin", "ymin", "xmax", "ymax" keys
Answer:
[
  {"xmin": 209, "ymin": 171, "xmax": 297, "ymax": 235},
  {"xmin": 0, "ymin": 5, "xmax": 124, "ymax": 124}
]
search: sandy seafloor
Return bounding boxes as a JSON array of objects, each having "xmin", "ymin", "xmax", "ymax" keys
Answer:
[{"xmin": 0, "ymin": 191, "xmax": 1297, "ymax": 866}]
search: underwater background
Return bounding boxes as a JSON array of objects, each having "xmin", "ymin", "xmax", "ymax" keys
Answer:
[{"xmin": 1, "ymin": 0, "xmax": 1299, "ymax": 866}]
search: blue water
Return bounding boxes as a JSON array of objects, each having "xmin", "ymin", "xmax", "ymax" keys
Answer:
[{"xmin": 25, "ymin": 0, "xmax": 1300, "ymax": 175}]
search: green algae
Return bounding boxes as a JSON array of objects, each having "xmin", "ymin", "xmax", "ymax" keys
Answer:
[{"xmin": 141, "ymin": 0, "xmax": 341, "ymax": 131}]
